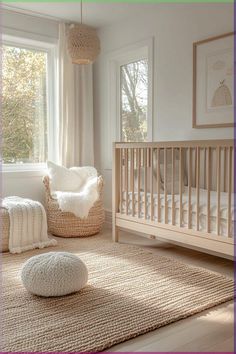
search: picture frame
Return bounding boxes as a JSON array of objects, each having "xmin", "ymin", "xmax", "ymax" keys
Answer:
[{"xmin": 193, "ymin": 32, "xmax": 234, "ymax": 128}]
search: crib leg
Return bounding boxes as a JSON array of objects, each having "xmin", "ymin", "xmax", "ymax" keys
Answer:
[{"xmin": 112, "ymin": 224, "xmax": 119, "ymax": 242}]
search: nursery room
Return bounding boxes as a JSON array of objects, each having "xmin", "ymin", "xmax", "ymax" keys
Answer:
[{"xmin": 0, "ymin": 1, "xmax": 234, "ymax": 353}]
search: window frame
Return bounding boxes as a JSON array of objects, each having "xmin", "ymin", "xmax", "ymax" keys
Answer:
[
  {"xmin": 2, "ymin": 34, "xmax": 58, "ymax": 172},
  {"xmin": 106, "ymin": 38, "xmax": 153, "ymax": 169}
]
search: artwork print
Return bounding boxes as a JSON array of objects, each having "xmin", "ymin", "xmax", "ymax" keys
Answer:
[
  {"xmin": 207, "ymin": 49, "xmax": 233, "ymax": 111},
  {"xmin": 193, "ymin": 32, "xmax": 234, "ymax": 128}
]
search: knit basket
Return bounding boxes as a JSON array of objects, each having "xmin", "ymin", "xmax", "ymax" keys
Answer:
[
  {"xmin": 0, "ymin": 207, "xmax": 10, "ymax": 252},
  {"xmin": 43, "ymin": 175, "xmax": 105, "ymax": 238}
]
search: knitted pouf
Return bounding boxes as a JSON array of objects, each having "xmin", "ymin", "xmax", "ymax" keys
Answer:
[{"xmin": 21, "ymin": 252, "xmax": 88, "ymax": 297}]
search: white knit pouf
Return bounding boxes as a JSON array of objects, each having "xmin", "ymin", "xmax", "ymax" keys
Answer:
[{"xmin": 21, "ymin": 252, "xmax": 88, "ymax": 297}]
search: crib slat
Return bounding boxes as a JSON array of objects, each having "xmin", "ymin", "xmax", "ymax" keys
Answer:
[
  {"xmin": 164, "ymin": 148, "xmax": 168, "ymax": 224},
  {"xmin": 227, "ymin": 147, "xmax": 232, "ymax": 237},
  {"xmin": 204, "ymin": 148, "xmax": 207, "ymax": 189},
  {"xmin": 171, "ymin": 148, "xmax": 175, "ymax": 225},
  {"xmin": 196, "ymin": 147, "xmax": 200, "ymax": 231},
  {"xmin": 217, "ymin": 147, "xmax": 221, "ymax": 235},
  {"xmin": 179, "ymin": 148, "xmax": 183, "ymax": 227},
  {"xmin": 144, "ymin": 148, "xmax": 147, "ymax": 219},
  {"xmin": 120, "ymin": 148, "xmax": 123, "ymax": 214},
  {"xmin": 188, "ymin": 148, "xmax": 192, "ymax": 229},
  {"xmin": 146, "ymin": 148, "xmax": 150, "ymax": 168},
  {"xmin": 232, "ymin": 148, "xmax": 235, "ymax": 194},
  {"xmin": 131, "ymin": 148, "xmax": 134, "ymax": 217},
  {"xmin": 194, "ymin": 148, "xmax": 197, "ymax": 188},
  {"xmin": 157, "ymin": 148, "xmax": 161, "ymax": 222},
  {"xmin": 150, "ymin": 148, "xmax": 154, "ymax": 221},
  {"xmin": 207, "ymin": 147, "xmax": 211, "ymax": 233},
  {"xmin": 137, "ymin": 148, "xmax": 141, "ymax": 218},
  {"xmin": 224, "ymin": 147, "xmax": 227, "ymax": 192},
  {"xmin": 125, "ymin": 148, "xmax": 128, "ymax": 215}
]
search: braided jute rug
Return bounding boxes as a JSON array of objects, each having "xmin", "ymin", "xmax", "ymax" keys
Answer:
[{"xmin": 1, "ymin": 235, "xmax": 234, "ymax": 352}]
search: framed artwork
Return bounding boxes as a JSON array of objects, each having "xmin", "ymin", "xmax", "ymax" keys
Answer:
[{"xmin": 193, "ymin": 32, "xmax": 234, "ymax": 128}]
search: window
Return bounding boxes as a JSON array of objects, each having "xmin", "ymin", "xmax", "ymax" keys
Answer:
[
  {"xmin": 2, "ymin": 36, "xmax": 56, "ymax": 170},
  {"xmin": 103, "ymin": 38, "xmax": 153, "ymax": 169},
  {"xmin": 120, "ymin": 59, "xmax": 148, "ymax": 142}
]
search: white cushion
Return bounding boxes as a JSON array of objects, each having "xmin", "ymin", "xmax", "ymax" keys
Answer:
[{"xmin": 21, "ymin": 252, "xmax": 88, "ymax": 297}]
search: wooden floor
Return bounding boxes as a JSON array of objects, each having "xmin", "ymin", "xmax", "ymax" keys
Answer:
[{"xmin": 102, "ymin": 227, "xmax": 234, "ymax": 353}]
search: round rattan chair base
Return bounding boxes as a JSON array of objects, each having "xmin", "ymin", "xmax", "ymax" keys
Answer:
[
  {"xmin": 1, "ymin": 208, "xmax": 10, "ymax": 252},
  {"xmin": 43, "ymin": 176, "xmax": 105, "ymax": 238},
  {"xmin": 47, "ymin": 203, "xmax": 105, "ymax": 238}
]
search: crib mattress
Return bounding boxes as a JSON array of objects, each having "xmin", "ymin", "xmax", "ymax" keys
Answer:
[{"xmin": 120, "ymin": 187, "xmax": 234, "ymax": 237}]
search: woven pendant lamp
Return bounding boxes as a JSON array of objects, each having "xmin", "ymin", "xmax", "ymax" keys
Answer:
[{"xmin": 67, "ymin": 0, "xmax": 100, "ymax": 64}]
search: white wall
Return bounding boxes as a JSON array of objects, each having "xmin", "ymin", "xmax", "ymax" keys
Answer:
[
  {"xmin": 2, "ymin": 9, "xmax": 58, "ymax": 40},
  {"xmin": 93, "ymin": 3, "xmax": 234, "ymax": 211},
  {"xmin": 3, "ymin": 171, "xmax": 47, "ymax": 204},
  {"xmin": 2, "ymin": 10, "xmax": 58, "ymax": 204}
]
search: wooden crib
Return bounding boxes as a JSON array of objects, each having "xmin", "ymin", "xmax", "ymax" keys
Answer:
[{"xmin": 112, "ymin": 140, "xmax": 234, "ymax": 258}]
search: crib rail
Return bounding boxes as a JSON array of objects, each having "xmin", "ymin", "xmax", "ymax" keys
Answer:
[{"xmin": 112, "ymin": 140, "xmax": 234, "ymax": 248}]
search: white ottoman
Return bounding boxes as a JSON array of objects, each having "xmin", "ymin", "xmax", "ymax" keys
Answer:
[{"xmin": 21, "ymin": 252, "xmax": 88, "ymax": 297}]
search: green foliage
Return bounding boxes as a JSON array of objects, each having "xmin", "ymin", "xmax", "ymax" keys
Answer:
[{"xmin": 2, "ymin": 45, "xmax": 48, "ymax": 164}]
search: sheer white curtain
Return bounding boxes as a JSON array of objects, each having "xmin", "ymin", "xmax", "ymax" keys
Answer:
[{"xmin": 58, "ymin": 22, "xmax": 94, "ymax": 168}]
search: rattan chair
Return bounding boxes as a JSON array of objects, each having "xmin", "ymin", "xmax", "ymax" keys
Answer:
[
  {"xmin": 43, "ymin": 175, "xmax": 105, "ymax": 238},
  {"xmin": 0, "ymin": 207, "xmax": 10, "ymax": 252}
]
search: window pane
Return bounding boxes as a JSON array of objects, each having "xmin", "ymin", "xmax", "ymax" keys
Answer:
[
  {"xmin": 2, "ymin": 45, "xmax": 48, "ymax": 164},
  {"xmin": 121, "ymin": 59, "xmax": 148, "ymax": 142}
]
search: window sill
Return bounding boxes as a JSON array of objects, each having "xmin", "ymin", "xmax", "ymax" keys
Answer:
[{"xmin": 2, "ymin": 165, "xmax": 47, "ymax": 178}]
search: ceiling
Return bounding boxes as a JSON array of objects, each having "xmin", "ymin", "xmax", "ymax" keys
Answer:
[{"xmin": 3, "ymin": 2, "xmax": 160, "ymax": 28}]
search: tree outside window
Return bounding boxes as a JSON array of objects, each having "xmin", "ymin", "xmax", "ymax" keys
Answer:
[
  {"xmin": 120, "ymin": 59, "xmax": 148, "ymax": 142},
  {"xmin": 2, "ymin": 44, "xmax": 48, "ymax": 164}
]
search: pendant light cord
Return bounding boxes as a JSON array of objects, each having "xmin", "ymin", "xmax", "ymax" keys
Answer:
[{"xmin": 81, "ymin": 0, "xmax": 83, "ymax": 24}]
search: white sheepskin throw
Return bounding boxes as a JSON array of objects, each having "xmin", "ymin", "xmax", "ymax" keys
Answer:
[
  {"xmin": 47, "ymin": 161, "xmax": 99, "ymax": 218},
  {"xmin": 21, "ymin": 252, "xmax": 88, "ymax": 297}
]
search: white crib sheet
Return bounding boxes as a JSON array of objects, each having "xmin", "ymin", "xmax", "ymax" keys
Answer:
[{"xmin": 120, "ymin": 187, "xmax": 234, "ymax": 237}]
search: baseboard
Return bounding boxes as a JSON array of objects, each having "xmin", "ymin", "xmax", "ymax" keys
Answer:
[
  {"xmin": 105, "ymin": 210, "xmax": 147, "ymax": 238},
  {"xmin": 104, "ymin": 209, "xmax": 112, "ymax": 229},
  {"xmin": 105, "ymin": 209, "xmax": 155, "ymax": 237}
]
